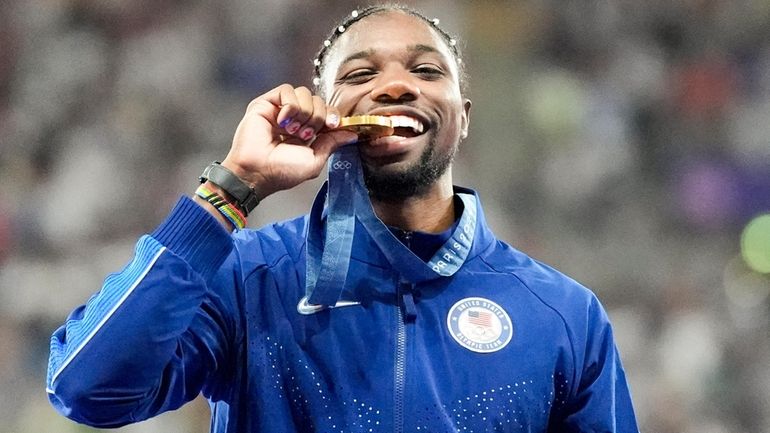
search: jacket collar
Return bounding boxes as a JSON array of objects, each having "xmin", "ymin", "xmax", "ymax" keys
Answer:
[{"xmin": 341, "ymin": 186, "xmax": 496, "ymax": 283}]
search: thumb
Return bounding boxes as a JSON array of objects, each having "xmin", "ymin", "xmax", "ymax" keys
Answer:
[{"xmin": 312, "ymin": 130, "xmax": 360, "ymax": 160}]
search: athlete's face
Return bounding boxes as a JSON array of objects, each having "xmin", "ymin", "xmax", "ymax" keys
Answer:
[{"xmin": 323, "ymin": 11, "xmax": 471, "ymax": 200}]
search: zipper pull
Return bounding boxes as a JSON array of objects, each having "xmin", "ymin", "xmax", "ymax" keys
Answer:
[
  {"xmin": 402, "ymin": 231, "xmax": 412, "ymax": 246},
  {"xmin": 400, "ymin": 281, "xmax": 417, "ymax": 323}
]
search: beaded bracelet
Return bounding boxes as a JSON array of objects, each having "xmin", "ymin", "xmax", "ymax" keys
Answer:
[{"xmin": 195, "ymin": 184, "xmax": 247, "ymax": 230}]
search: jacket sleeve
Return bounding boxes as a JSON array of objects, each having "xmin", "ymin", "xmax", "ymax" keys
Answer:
[
  {"xmin": 46, "ymin": 196, "xmax": 242, "ymax": 428},
  {"xmin": 553, "ymin": 296, "xmax": 639, "ymax": 433}
]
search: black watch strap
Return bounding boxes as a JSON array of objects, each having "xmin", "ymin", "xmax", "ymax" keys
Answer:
[{"xmin": 199, "ymin": 162, "xmax": 260, "ymax": 215}]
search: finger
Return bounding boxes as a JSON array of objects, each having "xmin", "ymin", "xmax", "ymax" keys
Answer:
[
  {"xmin": 257, "ymin": 84, "xmax": 299, "ymax": 127},
  {"xmin": 278, "ymin": 86, "xmax": 314, "ymax": 137},
  {"xmin": 311, "ymin": 130, "xmax": 359, "ymax": 161},
  {"xmin": 297, "ymin": 95, "xmax": 328, "ymax": 142},
  {"xmin": 292, "ymin": 86, "xmax": 315, "ymax": 125},
  {"xmin": 275, "ymin": 84, "xmax": 302, "ymax": 134},
  {"xmin": 278, "ymin": 134, "xmax": 309, "ymax": 146},
  {"xmin": 324, "ymin": 106, "xmax": 341, "ymax": 129}
]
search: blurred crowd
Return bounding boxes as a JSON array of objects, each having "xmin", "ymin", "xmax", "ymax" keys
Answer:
[{"xmin": 1, "ymin": 0, "xmax": 769, "ymax": 432}]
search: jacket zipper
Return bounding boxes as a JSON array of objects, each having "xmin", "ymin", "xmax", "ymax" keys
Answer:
[
  {"xmin": 394, "ymin": 230, "xmax": 412, "ymax": 433},
  {"xmin": 394, "ymin": 292, "xmax": 406, "ymax": 433},
  {"xmin": 401, "ymin": 230, "xmax": 412, "ymax": 245}
]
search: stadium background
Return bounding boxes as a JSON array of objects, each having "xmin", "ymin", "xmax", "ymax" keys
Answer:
[{"xmin": 1, "ymin": 0, "xmax": 769, "ymax": 432}]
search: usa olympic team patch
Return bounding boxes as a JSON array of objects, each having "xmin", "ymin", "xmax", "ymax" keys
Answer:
[{"xmin": 447, "ymin": 297, "xmax": 513, "ymax": 353}]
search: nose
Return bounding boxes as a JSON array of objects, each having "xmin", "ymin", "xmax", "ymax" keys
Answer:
[{"xmin": 369, "ymin": 65, "xmax": 421, "ymax": 103}]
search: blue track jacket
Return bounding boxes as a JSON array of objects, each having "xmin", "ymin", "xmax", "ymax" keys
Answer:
[{"xmin": 47, "ymin": 188, "xmax": 638, "ymax": 432}]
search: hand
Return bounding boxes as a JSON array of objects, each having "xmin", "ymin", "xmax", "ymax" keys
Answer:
[{"xmin": 221, "ymin": 84, "xmax": 358, "ymax": 200}]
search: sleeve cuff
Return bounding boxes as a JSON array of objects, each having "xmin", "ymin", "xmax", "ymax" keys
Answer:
[{"xmin": 150, "ymin": 196, "xmax": 234, "ymax": 279}]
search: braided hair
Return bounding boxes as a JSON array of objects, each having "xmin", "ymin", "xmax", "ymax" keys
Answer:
[{"xmin": 311, "ymin": 4, "xmax": 467, "ymax": 97}]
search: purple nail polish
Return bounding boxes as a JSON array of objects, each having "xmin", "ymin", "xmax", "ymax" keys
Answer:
[{"xmin": 279, "ymin": 118, "xmax": 292, "ymax": 128}]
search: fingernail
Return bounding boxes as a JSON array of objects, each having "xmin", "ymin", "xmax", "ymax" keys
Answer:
[
  {"xmin": 327, "ymin": 113, "xmax": 339, "ymax": 128},
  {"xmin": 286, "ymin": 121, "xmax": 301, "ymax": 134},
  {"xmin": 279, "ymin": 117, "xmax": 292, "ymax": 128},
  {"xmin": 300, "ymin": 127, "xmax": 315, "ymax": 141}
]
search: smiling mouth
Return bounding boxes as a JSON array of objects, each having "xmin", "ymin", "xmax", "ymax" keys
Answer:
[
  {"xmin": 337, "ymin": 115, "xmax": 426, "ymax": 139},
  {"xmin": 388, "ymin": 115, "xmax": 425, "ymax": 137}
]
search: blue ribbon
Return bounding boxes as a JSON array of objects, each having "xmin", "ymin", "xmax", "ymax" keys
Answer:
[
  {"xmin": 305, "ymin": 145, "xmax": 359, "ymax": 306},
  {"xmin": 304, "ymin": 145, "xmax": 477, "ymax": 307}
]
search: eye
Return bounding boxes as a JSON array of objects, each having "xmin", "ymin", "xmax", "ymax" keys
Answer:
[
  {"xmin": 339, "ymin": 69, "xmax": 376, "ymax": 84},
  {"xmin": 412, "ymin": 65, "xmax": 444, "ymax": 79}
]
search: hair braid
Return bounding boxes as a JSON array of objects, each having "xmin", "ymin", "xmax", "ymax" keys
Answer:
[{"xmin": 311, "ymin": 4, "xmax": 466, "ymax": 96}]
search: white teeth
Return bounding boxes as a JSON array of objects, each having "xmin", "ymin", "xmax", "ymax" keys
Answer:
[{"xmin": 388, "ymin": 115, "xmax": 424, "ymax": 133}]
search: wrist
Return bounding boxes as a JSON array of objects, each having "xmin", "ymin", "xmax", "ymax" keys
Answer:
[
  {"xmin": 219, "ymin": 160, "xmax": 275, "ymax": 201},
  {"xmin": 194, "ymin": 184, "xmax": 247, "ymax": 230},
  {"xmin": 199, "ymin": 161, "xmax": 261, "ymax": 216},
  {"xmin": 193, "ymin": 194, "xmax": 235, "ymax": 232}
]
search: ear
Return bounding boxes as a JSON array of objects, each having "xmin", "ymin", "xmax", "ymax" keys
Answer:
[{"xmin": 460, "ymin": 98, "xmax": 472, "ymax": 139}]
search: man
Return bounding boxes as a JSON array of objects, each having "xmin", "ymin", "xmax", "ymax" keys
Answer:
[{"xmin": 46, "ymin": 5, "xmax": 639, "ymax": 432}]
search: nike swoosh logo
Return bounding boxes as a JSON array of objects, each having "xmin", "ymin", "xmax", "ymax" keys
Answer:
[{"xmin": 296, "ymin": 296, "xmax": 361, "ymax": 315}]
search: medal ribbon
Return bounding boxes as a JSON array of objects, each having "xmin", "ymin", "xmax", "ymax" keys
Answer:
[{"xmin": 305, "ymin": 145, "xmax": 477, "ymax": 306}]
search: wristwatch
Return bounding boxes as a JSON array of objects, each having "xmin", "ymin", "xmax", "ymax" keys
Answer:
[{"xmin": 199, "ymin": 162, "xmax": 260, "ymax": 215}]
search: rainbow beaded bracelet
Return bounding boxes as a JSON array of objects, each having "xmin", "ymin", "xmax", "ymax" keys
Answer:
[{"xmin": 195, "ymin": 184, "xmax": 247, "ymax": 230}]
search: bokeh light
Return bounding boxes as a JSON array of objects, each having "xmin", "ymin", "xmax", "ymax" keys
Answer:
[
  {"xmin": 741, "ymin": 214, "xmax": 770, "ymax": 274},
  {"xmin": 723, "ymin": 257, "xmax": 770, "ymax": 310}
]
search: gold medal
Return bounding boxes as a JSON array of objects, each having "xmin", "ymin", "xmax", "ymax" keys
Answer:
[{"xmin": 336, "ymin": 115, "xmax": 394, "ymax": 138}]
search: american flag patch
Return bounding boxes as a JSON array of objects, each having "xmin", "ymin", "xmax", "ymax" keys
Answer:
[
  {"xmin": 467, "ymin": 310, "xmax": 492, "ymax": 327},
  {"xmin": 447, "ymin": 297, "xmax": 513, "ymax": 353}
]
